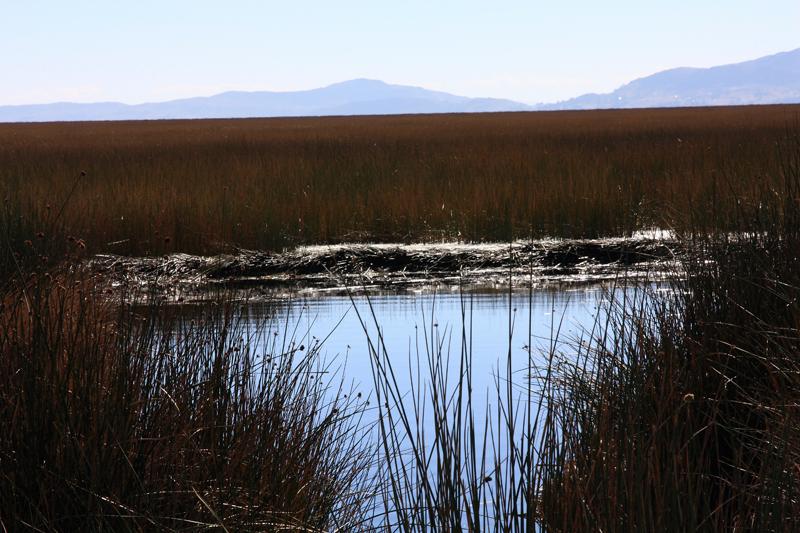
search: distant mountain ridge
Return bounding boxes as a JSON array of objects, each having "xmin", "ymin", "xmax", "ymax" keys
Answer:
[
  {"xmin": 1, "ymin": 48, "xmax": 800, "ymax": 122},
  {"xmin": 541, "ymin": 47, "xmax": 800, "ymax": 110},
  {"xmin": 0, "ymin": 79, "xmax": 532, "ymax": 123}
]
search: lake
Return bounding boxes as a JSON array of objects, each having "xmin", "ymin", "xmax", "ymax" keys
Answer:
[{"xmin": 166, "ymin": 280, "xmax": 656, "ymax": 407}]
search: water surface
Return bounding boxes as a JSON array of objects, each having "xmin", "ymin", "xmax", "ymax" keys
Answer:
[{"xmin": 215, "ymin": 282, "xmax": 642, "ymax": 399}]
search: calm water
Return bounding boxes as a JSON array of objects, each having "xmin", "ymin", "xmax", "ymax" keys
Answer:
[
  {"xmin": 165, "ymin": 281, "xmax": 656, "ymax": 526},
  {"xmin": 212, "ymin": 282, "xmax": 649, "ymax": 399}
]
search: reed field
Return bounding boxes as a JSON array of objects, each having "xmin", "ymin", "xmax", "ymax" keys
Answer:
[
  {"xmin": 3, "ymin": 107, "xmax": 800, "ymax": 531},
  {"xmin": 1, "ymin": 105, "xmax": 798, "ymax": 265}
]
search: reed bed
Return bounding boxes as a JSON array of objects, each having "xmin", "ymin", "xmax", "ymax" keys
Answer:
[
  {"xmin": 536, "ymin": 141, "xmax": 800, "ymax": 530},
  {"xmin": 0, "ymin": 270, "xmax": 375, "ymax": 531},
  {"xmin": 1, "ymin": 105, "xmax": 797, "ymax": 265},
  {"xmin": 357, "ymin": 279, "xmax": 556, "ymax": 531}
]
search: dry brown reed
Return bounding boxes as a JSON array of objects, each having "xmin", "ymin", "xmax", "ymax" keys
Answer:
[
  {"xmin": 536, "ymin": 134, "xmax": 800, "ymax": 531},
  {"xmin": 0, "ymin": 272, "xmax": 375, "ymax": 531},
  {"xmin": 1, "ymin": 105, "xmax": 797, "ymax": 260}
]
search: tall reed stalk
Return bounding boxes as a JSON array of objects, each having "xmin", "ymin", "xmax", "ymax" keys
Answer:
[{"xmin": 354, "ymin": 275, "xmax": 567, "ymax": 531}]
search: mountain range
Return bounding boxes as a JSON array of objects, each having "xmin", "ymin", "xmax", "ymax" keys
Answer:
[
  {"xmin": 543, "ymin": 47, "xmax": 800, "ymax": 110},
  {"xmin": 1, "ymin": 48, "xmax": 798, "ymax": 122}
]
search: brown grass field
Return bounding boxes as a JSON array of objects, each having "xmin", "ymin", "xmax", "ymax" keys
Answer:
[{"xmin": 2, "ymin": 105, "xmax": 799, "ymax": 260}]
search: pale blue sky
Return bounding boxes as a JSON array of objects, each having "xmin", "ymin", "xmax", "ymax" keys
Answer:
[{"xmin": 2, "ymin": 1, "xmax": 798, "ymax": 105}]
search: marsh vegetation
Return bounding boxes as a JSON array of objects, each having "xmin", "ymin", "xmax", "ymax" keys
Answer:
[
  {"xmin": 2, "ymin": 106, "xmax": 800, "ymax": 531},
  {"xmin": 1, "ymin": 105, "xmax": 796, "ymax": 263}
]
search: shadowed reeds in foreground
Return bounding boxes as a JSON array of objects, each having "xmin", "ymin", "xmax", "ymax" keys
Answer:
[
  {"xmin": 0, "ymin": 273, "xmax": 375, "ymax": 531},
  {"xmin": 538, "ymin": 136, "xmax": 800, "ymax": 531}
]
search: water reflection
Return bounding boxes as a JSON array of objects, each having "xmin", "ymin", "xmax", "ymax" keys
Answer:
[
  {"xmin": 170, "ymin": 283, "xmax": 644, "ymax": 401},
  {"xmin": 158, "ymin": 281, "xmax": 656, "ymax": 526}
]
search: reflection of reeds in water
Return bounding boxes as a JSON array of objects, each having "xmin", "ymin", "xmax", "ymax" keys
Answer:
[{"xmin": 356, "ymin": 278, "xmax": 559, "ymax": 531}]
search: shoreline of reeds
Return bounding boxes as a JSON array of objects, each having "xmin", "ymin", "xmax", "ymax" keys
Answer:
[
  {"xmin": 5, "ymin": 220, "xmax": 797, "ymax": 530},
  {"xmin": 358, "ymin": 134, "xmax": 800, "ymax": 531},
  {"xmin": 2, "ymin": 105, "xmax": 798, "ymax": 267}
]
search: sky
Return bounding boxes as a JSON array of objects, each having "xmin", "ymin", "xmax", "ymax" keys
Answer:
[{"xmin": 2, "ymin": 1, "xmax": 799, "ymax": 106}]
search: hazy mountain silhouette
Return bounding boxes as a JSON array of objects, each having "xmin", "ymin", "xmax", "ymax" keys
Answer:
[
  {"xmin": 540, "ymin": 48, "xmax": 800, "ymax": 110},
  {"xmin": 2, "ymin": 48, "xmax": 800, "ymax": 122},
  {"xmin": 0, "ymin": 79, "xmax": 531, "ymax": 122}
]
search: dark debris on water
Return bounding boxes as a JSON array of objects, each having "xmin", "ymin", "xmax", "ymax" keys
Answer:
[{"xmin": 91, "ymin": 236, "xmax": 680, "ymax": 298}]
